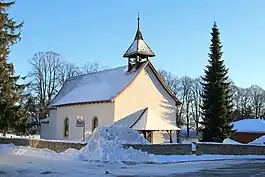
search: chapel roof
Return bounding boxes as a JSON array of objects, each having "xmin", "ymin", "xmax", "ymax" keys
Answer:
[
  {"xmin": 48, "ymin": 61, "xmax": 181, "ymax": 107},
  {"xmin": 49, "ymin": 64, "xmax": 144, "ymax": 107}
]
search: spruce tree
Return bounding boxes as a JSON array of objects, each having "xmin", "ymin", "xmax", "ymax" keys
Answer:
[
  {"xmin": 0, "ymin": 1, "xmax": 26, "ymax": 135},
  {"xmin": 200, "ymin": 22, "xmax": 233, "ymax": 142}
]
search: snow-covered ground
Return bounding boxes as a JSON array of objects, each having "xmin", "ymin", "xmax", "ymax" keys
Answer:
[
  {"xmin": 1, "ymin": 145, "xmax": 265, "ymax": 177},
  {"xmin": 3, "ymin": 154, "xmax": 260, "ymax": 177},
  {"xmin": 0, "ymin": 133, "xmax": 40, "ymax": 139},
  {"xmin": 1, "ymin": 126, "xmax": 265, "ymax": 176}
]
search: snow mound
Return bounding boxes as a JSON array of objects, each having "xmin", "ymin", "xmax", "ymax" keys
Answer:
[
  {"xmin": 74, "ymin": 125, "xmax": 155, "ymax": 163},
  {"xmin": 1, "ymin": 145, "xmax": 74, "ymax": 160},
  {"xmin": 223, "ymin": 138, "xmax": 241, "ymax": 144},
  {"xmin": 249, "ymin": 136, "xmax": 265, "ymax": 145}
]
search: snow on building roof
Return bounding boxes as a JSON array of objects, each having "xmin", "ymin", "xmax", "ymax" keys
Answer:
[
  {"xmin": 114, "ymin": 108, "xmax": 146, "ymax": 128},
  {"xmin": 123, "ymin": 16, "xmax": 155, "ymax": 58},
  {"xmin": 114, "ymin": 108, "xmax": 180, "ymax": 131},
  {"xmin": 40, "ymin": 117, "xmax": 50, "ymax": 123},
  {"xmin": 50, "ymin": 64, "xmax": 144, "ymax": 107},
  {"xmin": 232, "ymin": 119, "xmax": 265, "ymax": 133},
  {"xmin": 123, "ymin": 39, "xmax": 155, "ymax": 58}
]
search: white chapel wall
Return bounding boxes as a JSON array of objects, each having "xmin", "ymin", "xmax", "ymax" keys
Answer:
[
  {"xmin": 54, "ymin": 102, "xmax": 114, "ymax": 140},
  {"xmin": 40, "ymin": 109, "xmax": 57, "ymax": 140},
  {"xmin": 114, "ymin": 65, "xmax": 177, "ymax": 143}
]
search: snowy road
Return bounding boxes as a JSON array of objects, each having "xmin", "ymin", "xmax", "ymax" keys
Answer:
[
  {"xmin": 1, "ymin": 155, "xmax": 264, "ymax": 177},
  {"xmin": 177, "ymin": 160, "xmax": 265, "ymax": 177}
]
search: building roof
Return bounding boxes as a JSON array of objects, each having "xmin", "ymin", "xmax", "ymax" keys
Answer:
[
  {"xmin": 40, "ymin": 117, "xmax": 50, "ymax": 124},
  {"xmin": 114, "ymin": 108, "xmax": 180, "ymax": 131},
  {"xmin": 232, "ymin": 119, "xmax": 265, "ymax": 133},
  {"xmin": 123, "ymin": 39, "xmax": 155, "ymax": 58},
  {"xmin": 49, "ymin": 64, "xmax": 144, "ymax": 107},
  {"xmin": 49, "ymin": 61, "xmax": 181, "ymax": 107},
  {"xmin": 123, "ymin": 15, "xmax": 155, "ymax": 58}
]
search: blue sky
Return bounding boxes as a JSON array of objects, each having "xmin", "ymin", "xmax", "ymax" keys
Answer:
[{"xmin": 8, "ymin": 0, "xmax": 265, "ymax": 88}]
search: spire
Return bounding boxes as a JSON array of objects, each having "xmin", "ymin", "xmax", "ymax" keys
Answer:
[
  {"xmin": 134, "ymin": 13, "xmax": 143, "ymax": 40},
  {"xmin": 137, "ymin": 13, "xmax": 140, "ymax": 30},
  {"xmin": 123, "ymin": 14, "xmax": 155, "ymax": 58}
]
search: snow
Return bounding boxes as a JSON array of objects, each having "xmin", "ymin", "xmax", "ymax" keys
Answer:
[
  {"xmin": 132, "ymin": 108, "xmax": 180, "ymax": 130},
  {"xmin": 114, "ymin": 108, "xmax": 146, "ymax": 127},
  {"xmin": 223, "ymin": 138, "xmax": 241, "ymax": 144},
  {"xmin": 51, "ymin": 65, "xmax": 143, "ymax": 107},
  {"xmin": 40, "ymin": 117, "xmax": 50, "ymax": 123},
  {"xmin": 156, "ymin": 154, "xmax": 265, "ymax": 163},
  {"xmin": 124, "ymin": 39, "xmax": 155, "ymax": 57},
  {"xmin": 0, "ymin": 133, "xmax": 40, "ymax": 139},
  {"xmin": 249, "ymin": 135, "xmax": 265, "ymax": 145},
  {"xmin": 3, "ymin": 126, "xmax": 265, "ymax": 176},
  {"xmin": 0, "ymin": 133, "xmax": 87, "ymax": 144},
  {"xmin": 114, "ymin": 108, "xmax": 180, "ymax": 131},
  {"xmin": 232, "ymin": 119, "xmax": 265, "ymax": 133},
  {"xmin": 1, "ymin": 154, "xmax": 256, "ymax": 177},
  {"xmin": 75, "ymin": 125, "xmax": 155, "ymax": 163}
]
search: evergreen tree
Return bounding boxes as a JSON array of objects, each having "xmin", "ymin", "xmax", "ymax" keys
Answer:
[
  {"xmin": 200, "ymin": 22, "xmax": 233, "ymax": 142},
  {"xmin": 0, "ymin": 1, "xmax": 27, "ymax": 135}
]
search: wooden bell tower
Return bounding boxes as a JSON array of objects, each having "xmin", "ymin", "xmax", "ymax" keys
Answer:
[{"xmin": 123, "ymin": 14, "xmax": 155, "ymax": 71}]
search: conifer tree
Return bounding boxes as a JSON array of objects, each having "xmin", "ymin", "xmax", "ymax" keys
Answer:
[
  {"xmin": 0, "ymin": 1, "xmax": 27, "ymax": 135},
  {"xmin": 200, "ymin": 22, "xmax": 233, "ymax": 142}
]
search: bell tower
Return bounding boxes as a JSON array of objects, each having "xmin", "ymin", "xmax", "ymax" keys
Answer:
[{"xmin": 123, "ymin": 14, "xmax": 155, "ymax": 71}]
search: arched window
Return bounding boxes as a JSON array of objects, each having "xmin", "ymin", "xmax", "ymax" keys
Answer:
[
  {"xmin": 92, "ymin": 116, "xmax": 98, "ymax": 132},
  {"xmin": 64, "ymin": 117, "xmax": 69, "ymax": 137}
]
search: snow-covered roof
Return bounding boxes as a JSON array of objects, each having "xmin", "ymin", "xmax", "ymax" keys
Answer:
[
  {"xmin": 123, "ymin": 39, "xmax": 155, "ymax": 58},
  {"xmin": 49, "ymin": 61, "xmax": 180, "ymax": 107},
  {"xmin": 114, "ymin": 108, "xmax": 180, "ymax": 131},
  {"xmin": 123, "ymin": 18, "xmax": 155, "ymax": 58},
  {"xmin": 40, "ymin": 117, "xmax": 50, "ymax": 123},
  {"xmin": 232, "ymin": 119, "xmax": 265, "ymax": 133},
  {"xmin": 50, "ymin": 64, "xmax": 145, "ymax": 107},
  {"xmin": 114, "ymin": 109, "xmax": 146, "ymax": 128}
]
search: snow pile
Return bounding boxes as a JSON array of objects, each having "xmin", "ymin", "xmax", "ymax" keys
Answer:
[
  {"xmin": 75, "ymin": 125, "xmax": 155, "ymax": 163},
  {"xmin": 223, "ymin": 138, "xmax": 241, "ymax": 144},
  {"xmin": 249, "ymin": 135, "xmax": 265, "ymax": 145},
  {"xmin": 12, "ymin": 146, "xmax": 74, "ymax": 160},
  {"xmin": 0, "ymin": 133, "xmax": 40, "ymax": 139},
  {"xmin": 0, "ymin": 144, "xmax": 75, "ymax": 160}
]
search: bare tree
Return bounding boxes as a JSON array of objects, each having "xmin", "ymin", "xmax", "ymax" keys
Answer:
[
  {"xmin": 28, "ymin": 51, "xmax": 106, "ymax": 121},
  {"xmin": 81, "ymin": 62, "xmax": 106, "ymax": 74},
  {"xmin": 249, "ymin": 85, "xmax": 265, "ymax": 118},
  {"xmin": 58, "ymin": 61, "xmax": 81, "ymax": 86},
  {"xmin": 191, "ymin": 77, "xmax": 202, "ymax": 133},
  {"xmin": 179, "ymin": 76, "xmax": 194, "ymax": 138},
  {"xmin": 28, "ymin": 51, "xmax": 63, "ymax": 118}
]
